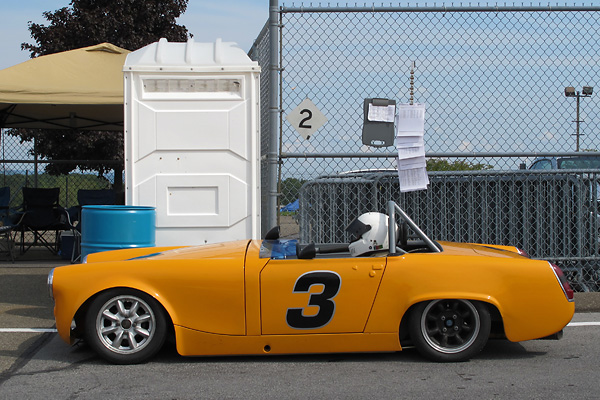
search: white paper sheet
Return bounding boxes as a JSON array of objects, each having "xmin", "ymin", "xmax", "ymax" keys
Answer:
[
  {"xmin": 368, "ymin": 104, "xmax": 396, "ymax": 122},
  {"xmin": 395, "ymin": 130, "xmax": 425, "ymax": 138},
  {"xmin": 395, "ymin": 104, "xmax": 425, "ymax": 133},
  {"xmin": 397, "ymin": 156, "xmax": 427, "ymax": 170},
  {"xmin": 394, "ymin": 103, "xmax": 428, "ymax": 192},
  {"xmin": 395, "ymin": 136, "xmax": 424, "ymax": 148},
  {"xmin": 397, "ymin": 166, "xmax": 430, "ymax": 192},
  {"xmin": 397, "ymin": 146, "xmax": 426, "ymax": 159}
]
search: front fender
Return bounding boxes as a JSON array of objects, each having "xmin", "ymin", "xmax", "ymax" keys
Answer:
[
  {"xmin": 53, "ymin": 271, "xmax": 177, "ymax": 344},
  {"xmin": 53, "ymin": 255, "xmax": 247, "ymax": 345}
]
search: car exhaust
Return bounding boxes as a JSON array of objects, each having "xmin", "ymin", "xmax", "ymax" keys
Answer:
[{"xmin": 538, "ymin": 330, "xmax": 564, "ymax": 340}]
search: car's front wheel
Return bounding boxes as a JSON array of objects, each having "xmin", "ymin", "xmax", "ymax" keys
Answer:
[
  {"xmin": 409, "ymin": 299, "xmax": 491, "ymax": 362},
  {"xmin": 84, "ymin": 289, "xmax": 167, "ymax": 364}
]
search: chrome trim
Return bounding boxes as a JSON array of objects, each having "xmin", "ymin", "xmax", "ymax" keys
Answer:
[{"xmin": 47, "ymin": 268, "xmax": 55, "ymax": 300}]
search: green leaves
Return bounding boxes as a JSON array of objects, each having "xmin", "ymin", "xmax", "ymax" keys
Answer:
[
  {"xmin": 426, "ymin": 159, "xmax": 493, "ymax": 171},
  {"xmin": 22, "ymin": 0, "xmax": 191, "ymax": 57}
]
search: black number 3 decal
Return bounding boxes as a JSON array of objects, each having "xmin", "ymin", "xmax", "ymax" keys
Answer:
[
  {"xmin": 299, "ymin": 109, "xmax": 313, "ymax": 129},
  {"xmin": 286, "ymin": 271, "xmax": 341, "ymax": 329}
]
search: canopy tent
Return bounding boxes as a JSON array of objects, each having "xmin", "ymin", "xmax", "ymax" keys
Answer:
[{"xmin": 0, "ymin": 43, "xmax": 129, "ymax": 131}]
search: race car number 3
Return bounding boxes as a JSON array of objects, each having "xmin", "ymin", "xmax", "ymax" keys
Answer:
[{"xmin": 286, "ymin": 271, "xmax": 341, "ymax": 329}]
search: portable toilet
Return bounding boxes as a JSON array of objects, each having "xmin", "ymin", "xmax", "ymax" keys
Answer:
[{"xmin": 123, "ymin": 38, "xmax": 261, "ymax": 246}]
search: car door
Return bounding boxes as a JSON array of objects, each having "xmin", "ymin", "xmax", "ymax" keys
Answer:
[{"xmin": 260, "ymin": 256, "xmax": 386, "ymax": 335}]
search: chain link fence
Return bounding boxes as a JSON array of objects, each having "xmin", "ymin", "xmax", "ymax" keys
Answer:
[
  {"xmin": 251, "ymin": 4, "xmax": 600, "ymax": 291},
  {"xmin": 0, "ymin": 130, "xmax": 115, "ymax": 209},
  {"xmin": 279, "ymin": 5, "xmax": 600, "ymax": 159}
]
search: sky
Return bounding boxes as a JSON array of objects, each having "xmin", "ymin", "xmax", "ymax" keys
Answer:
[
  {"xmin": 0, "ymin": 0, "xmax": 268, "ymax": 70},
  {"xmin": 4, "ymin": 1, "xmax": 600, "ymax": 69}
]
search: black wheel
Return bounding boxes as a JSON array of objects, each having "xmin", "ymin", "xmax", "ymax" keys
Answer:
[
  {"xmin": 84, "ymin": 289, "xmax": 167, "ymax": 364},
  {"xmin": 409, "ymin": 299, "xmax": 491, "ymax": 362}
]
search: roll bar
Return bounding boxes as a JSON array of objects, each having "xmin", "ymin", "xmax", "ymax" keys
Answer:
[{"xmin": 387, "ymin": 200, "xmax": 442, "ymax": 256}]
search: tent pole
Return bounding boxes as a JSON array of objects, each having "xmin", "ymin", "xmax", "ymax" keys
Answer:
[{"xmin": 33, "ymin": 132, "xmax": 38, "ymax": 187}]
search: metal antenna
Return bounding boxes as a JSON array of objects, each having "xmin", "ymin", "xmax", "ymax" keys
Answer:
[{"xmin": 410, "ymin": 61, "xmax": 416, "ymax": 105}]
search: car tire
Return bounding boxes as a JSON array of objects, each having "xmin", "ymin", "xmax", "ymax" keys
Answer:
[
  {"xmin": 84, "ymin": 289, "xmax": 167, "ymax": 364},
  {"xmin": 409, "ymin": 299, "xmax": 491, "ymax": 362}
]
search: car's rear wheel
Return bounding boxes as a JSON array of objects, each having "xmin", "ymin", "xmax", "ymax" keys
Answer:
[
  {"xmin": 84, "ymin": 289, "xmax": 167, "ymax": 364},
  {"xmin": 409, "ymin": 299, "xmax": 490, "ymax": 362}
]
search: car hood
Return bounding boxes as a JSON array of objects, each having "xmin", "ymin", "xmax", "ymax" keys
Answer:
[{"xmin": 135, "ymin": 240, "xmax": 253, "ymax": 261}]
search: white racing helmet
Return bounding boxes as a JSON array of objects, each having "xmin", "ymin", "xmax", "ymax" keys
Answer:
[{"xmin": 346, "ymin": 212, "xmax": 395, "ymax": 256}]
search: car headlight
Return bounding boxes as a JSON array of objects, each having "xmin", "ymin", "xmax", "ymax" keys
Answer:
[{"xmin": 47, "ymin": 268, "xmax": 55, "ymax": 300}]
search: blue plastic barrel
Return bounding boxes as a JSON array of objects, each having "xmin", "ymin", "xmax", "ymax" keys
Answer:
[{"xmin": 81, "ymin": 205, "xmax": 156, "ymax": 259}]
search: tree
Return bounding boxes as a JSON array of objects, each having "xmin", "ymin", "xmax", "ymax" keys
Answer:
[
  {"xmin": 426, "ymin": 159, "xmax": 493, "ymax": 171},
  {"xmin": 10, "ymin": 0, "xmax": 191, "ymax": 192},
  {"xmin": 21, "ymin": 0, "xmax": 191, "ymax": 58},
  {"xmin": 280, "ymin": 178, "xmax": 307, "ymax": 206}
]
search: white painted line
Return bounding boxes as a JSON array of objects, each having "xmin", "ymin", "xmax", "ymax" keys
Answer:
[{"xmin": 567, "ymin": 322, "xmax": 600, "ymax": 327}]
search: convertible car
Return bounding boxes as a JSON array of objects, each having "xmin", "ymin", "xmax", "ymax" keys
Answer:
[{"xmin": 48, "ymin": 201, "xmax": 575, "ymax": 364}]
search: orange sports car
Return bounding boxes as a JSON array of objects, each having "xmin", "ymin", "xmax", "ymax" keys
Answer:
[{"xmin": 48, "ymin": 201, "xmax": 574, "ymax": 364}]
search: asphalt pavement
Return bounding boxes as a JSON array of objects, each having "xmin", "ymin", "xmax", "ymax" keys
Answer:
[
  {"xmin": 2, "ymin": 313, "xmax": 600, "ymax": 399},
  {"xmin": 0, "ymin": 249, "xmax": 65, "ymax": 377}
]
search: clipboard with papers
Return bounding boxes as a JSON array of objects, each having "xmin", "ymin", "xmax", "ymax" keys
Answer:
[{"xmin": 362, "ymin": 98, "xmax": 396, "ymax": 147}]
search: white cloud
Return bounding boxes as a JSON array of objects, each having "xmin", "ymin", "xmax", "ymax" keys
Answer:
[
  {"xmin": 457, "ymin": 140, "xmax": 473, "ymax": 152},
  {"xmin": 179, "ymin": 1, "xmax": 267, "ymax": 52},
  {"xmin": 540, "ymin": 130, "xmax": 555, "ymax": 141}
]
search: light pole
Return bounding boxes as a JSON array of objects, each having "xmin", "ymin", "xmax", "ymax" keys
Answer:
[{"xmin": 565, "ymin": 86, "xmax": 593, "ymax": 152}]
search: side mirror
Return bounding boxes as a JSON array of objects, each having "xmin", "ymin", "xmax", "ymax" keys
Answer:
[{"xmin": 264, "ymin": 226, "xmax": 280, "ymax": 240}]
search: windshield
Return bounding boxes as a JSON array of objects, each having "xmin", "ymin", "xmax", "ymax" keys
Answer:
[
  {"xmin": 558, "ymin": 157, "xmax": 600, "ymax": 169},
  {"xmin": 259, "ymin": 239, "xmax": 298, "ymax": 259}
]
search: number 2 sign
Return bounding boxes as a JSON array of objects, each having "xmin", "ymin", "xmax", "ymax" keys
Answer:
[{"xmin": 285, "ymin": 98, "xmax": 328, "ymax": 140}]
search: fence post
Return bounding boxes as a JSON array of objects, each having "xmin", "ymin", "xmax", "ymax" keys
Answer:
[{"xmin": 267, "ymin": 0, "xmax": 280, "ymax": 231}]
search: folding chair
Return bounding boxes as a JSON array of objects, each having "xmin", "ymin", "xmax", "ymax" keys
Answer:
[
  {"xmin": 0, "ymin": 187, "xmax": 16, "ymax": 261},
  {"xmin": 16, "ymin": 187, "xmax": 70, "ymax": 255}
]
